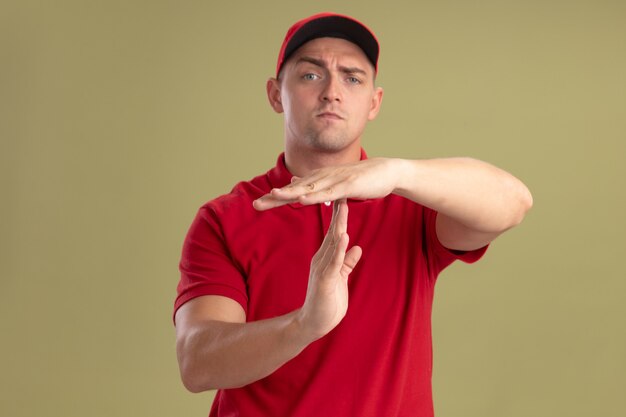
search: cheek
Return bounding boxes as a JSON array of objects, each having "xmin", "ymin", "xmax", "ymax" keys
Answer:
[
  {"xmin": 361, "ymin": 92, "xmax": 379, "ymax": 121},
  {"xmin": 282, "ymin": 89, "xmax": 303, "ymax": 111},
  {"xmin": 286, "ymin": 91, "xmax": 317, "ymax": 118},
  {"xmin": 354, "ymin": 98, "xmax": 375, "ymax": 122},
  {"xmin": 282, "ymin": 96, "xmax": 309, "ymax": 129},
  {"xmin": 280, "ymin": 91, "xmax": 292, "ymax": 111}
]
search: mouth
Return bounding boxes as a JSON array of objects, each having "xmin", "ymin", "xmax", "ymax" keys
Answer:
[{"xmin": 316, "ymin": 111, "xmax": 344, "ymax": 120}]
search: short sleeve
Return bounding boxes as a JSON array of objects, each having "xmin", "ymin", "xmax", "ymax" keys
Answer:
[
  {"xmin": 174, "ymin": 206, "xmax": 248, "ymax": 321},
  {"xmin": 423, "ymin": 207, "xmax": 488, "ymax": 273}
]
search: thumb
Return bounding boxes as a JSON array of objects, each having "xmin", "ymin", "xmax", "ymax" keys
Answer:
[{"xmin": 341, "ymin": 244, "xmax": 362, "ymax": 278}]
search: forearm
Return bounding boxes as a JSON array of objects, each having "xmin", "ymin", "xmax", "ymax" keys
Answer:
[
  {"xmin": 177, "ymin": 309, "xmax": 312, "ymax": 392},
  {"xmin": 393, "ymin": 157, "xmax": 533, "ymax": 233}
]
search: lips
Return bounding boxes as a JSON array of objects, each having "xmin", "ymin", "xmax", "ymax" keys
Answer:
[{"xmin": 317, "ymin": 111, "xmax": 344, "ymax": 120}]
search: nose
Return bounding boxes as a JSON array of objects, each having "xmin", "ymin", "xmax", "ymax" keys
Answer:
[{"xmin": 320, "ymin": 75, "xmax": 342, "ymax": 103}]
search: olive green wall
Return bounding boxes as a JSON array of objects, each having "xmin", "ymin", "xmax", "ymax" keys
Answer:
[{"xmin": 2, "ymin": 1, "xmax": 624, "ymax": 416}]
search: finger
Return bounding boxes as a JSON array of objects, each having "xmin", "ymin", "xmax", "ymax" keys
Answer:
[
  {"xmin": 331, "ymin": 199, "xmax": 348, "ymax": 237},
  {"xmin": 320, "ymin": 199, "xmax": 346, "ymax": 259},
  {"xmin": 272, "ymin": 185, "xmax": 316, "ymax": 201},
  {"xmin": 253, "ymin": 185, "xmax": 311, "ymax": 210},
  {"xmin": 252, "ymin": 193, "xmax": 297, "ymax": 211},
  {"xmin": 341, "ymin": 245, "xmax": 362, "ymax": 279},
  {"xmin": 312, "ymin": 202, "xmax": 339, "ymax": 264},
  {"xmin": 316, "ymin": 201, "xmax": 350, "ymax": 272},
  {"xmin": 273, "ymin": 173, "xmax": 335, "ymax": 201},
  {"xmin": 319, "ymin": 197, "xmax": 344, "ymax": 239},
  {"xmin": 314, "ymin": 200, "xmax": 347, "ymax": 268},
  {"xmin": 252, "ymin": 189, "xmax": 307, "ymax": 209},
  {"xmin": 259, "ymin": 170, "xmax": 343, "ymax": 207},
  {"xmin": 296, "ymin": 180, "xmax": 347, "ymax": 206},
  {"xmin": 323, "ymin": 232, "xmax": 349, "ymax": 277},
  {"xmin": 313, "ymin": 231, "xmax": 339, "ymax": 278}
]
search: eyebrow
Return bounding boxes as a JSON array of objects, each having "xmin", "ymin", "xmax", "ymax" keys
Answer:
[{"xmin": 296, "ymin": 56, "xmax": 368, "ymax": 76}]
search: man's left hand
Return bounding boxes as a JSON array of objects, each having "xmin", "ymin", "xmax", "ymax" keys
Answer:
[{"xmin": 253, "ymin": 158, "xmax": 401, "ymax": 211}]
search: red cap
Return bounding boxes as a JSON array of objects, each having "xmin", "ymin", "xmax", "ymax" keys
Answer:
[{"xmin": 276, "ymin": 12, "xmax": 380, "ymax": 77}]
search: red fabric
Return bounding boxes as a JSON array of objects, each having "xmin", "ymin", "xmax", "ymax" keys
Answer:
[{"xmin": 175, "ymin": 151, "xmax": 487, "ymax": 417}]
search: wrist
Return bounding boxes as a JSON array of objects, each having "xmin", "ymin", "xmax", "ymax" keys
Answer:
[
  {"xmin": 391, "ymin": 158, "xmax": 419, "ymax": 198},
  {"xmin": 289, "ymin": 308, "xmax": 322, "ymax": 346}
]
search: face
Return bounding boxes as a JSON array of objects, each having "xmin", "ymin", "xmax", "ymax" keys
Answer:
[{"xmin": 267, "ymin": 37, "xmax": 383, "ymax": 154}]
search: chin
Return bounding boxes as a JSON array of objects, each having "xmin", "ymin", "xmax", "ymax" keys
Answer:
[{"xmin": 305, "ymin": 132, "xmax": 355, "ymax": 153}]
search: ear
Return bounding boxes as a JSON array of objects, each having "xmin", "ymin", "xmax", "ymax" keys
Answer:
[
  {"xmin": 367, "ymin": 86, "xmax": 384, "ymax": 121},
  {"xmin": 266, "ymin": 78, "xmax": 284, "ymax": 114}
]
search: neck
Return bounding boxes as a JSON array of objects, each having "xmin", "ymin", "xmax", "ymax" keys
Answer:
[{"xmin": 284, "ymin": 142, "xmax": 362, "ymax": 177}]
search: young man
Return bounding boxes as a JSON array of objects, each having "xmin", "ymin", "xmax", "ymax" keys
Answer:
[{"xmin": 174, "ymin": 12, "xmax": 532, "ymax": 417}]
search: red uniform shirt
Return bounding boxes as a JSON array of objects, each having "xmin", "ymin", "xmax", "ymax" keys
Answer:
[{"xmin": 175, "ymin": 151, "xmax": 487, "ymax": 417}]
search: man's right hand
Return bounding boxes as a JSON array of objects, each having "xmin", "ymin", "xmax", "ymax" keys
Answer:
[
  {"xmin": 175, "ymin": 199, "xmax": 362, "ymax": 391},
  {"xmin": 296, "ymin": 199, "xmax": 362, "ymax": 341}
]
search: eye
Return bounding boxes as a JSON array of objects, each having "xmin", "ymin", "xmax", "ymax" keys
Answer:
[
  {"xmin": 346, "ymin": 76, "xmax": 361, "ymax": 84},
  {"xmin": 303, "ymin": 73, "xmax": 320, "ymax": 81}
]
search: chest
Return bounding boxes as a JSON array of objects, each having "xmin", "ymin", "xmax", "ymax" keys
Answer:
[{"xmin": 225, "ymin": 199, "xmax": 435, "ymax": 321}]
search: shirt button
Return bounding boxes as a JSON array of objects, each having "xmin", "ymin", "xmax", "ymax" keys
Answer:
[{"xmin": 324, "ymin": 201, "xmax": 331, "ymax": 206}]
